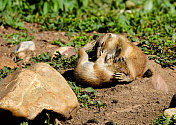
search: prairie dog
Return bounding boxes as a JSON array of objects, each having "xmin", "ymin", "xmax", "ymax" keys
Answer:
[
  {"xmin": 74, "ymin": 48, "xmax": 125, "ymax": 87},
  {"xmin": 96, "ymin": 33, "xmax": 147, "ymax": 80}
]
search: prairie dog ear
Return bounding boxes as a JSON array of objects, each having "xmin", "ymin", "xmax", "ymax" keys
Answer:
[
  {"xmin": 118, "ymin": 35, "xmax": 126, "ymax": 43},
  {"xmin": 108, "ymin": 33, "xmax": 117, "ymax": 38}
]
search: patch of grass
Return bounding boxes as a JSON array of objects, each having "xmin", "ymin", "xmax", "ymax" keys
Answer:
[
  {"xmin": 30, "ymin": 51, "xmax": 77, "ymax": 70},
  {"xmin": 30, "ymin": 52, "xmax": 50, "ymax": 63},
  {"xmin": 50, "ymin": 33, "xmax": 93, "ymax": 48},
  {"xmin": 0, "ymin": 66, "xmax": 18, "ymax": 80},
  {"xmin": 67, "ymin": 78, "xmax": 106, "ymax": 108},
  {"xmin": 151, "ymin": 113, "xmax": 176, "ymax": 125},
  {"xmin": 20, "ymin": 122, "xmax": 28, "ymax": 125},
  {"xmin": 138, "ymin": 35, "xmax": 176, "ymax": 67},
  {"xmin": 50, "ymin": 39, "xmax": 65, "ymax": 46},
  {"xmin": 50, "ymin": 52, "xmax": 78, "ymax": 70},
  {"xmin": 3, "ymin": 32, "xmax": 34, "ymax": 45}
]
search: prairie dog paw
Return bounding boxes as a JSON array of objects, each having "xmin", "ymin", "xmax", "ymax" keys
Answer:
[
  {"xmin": 113, "ymin": 72, "xmax": 126, "ymax": 80},
  {"xmin": 113, "ymin": 72, "xmax": 132, "ymax": 82},
  {"xmin": 82, "ymin": 40, "xmax": 96, "ymax": 51},
  {"xmin": 113, "ymin": 57, "xmax": 125, "ymax": 63}
]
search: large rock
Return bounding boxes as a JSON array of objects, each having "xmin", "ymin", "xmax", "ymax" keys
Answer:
[
  {"xmin": 0, "ymin": 55, "xmax": 17, "ymax": 69},
  {"xmin": 0, "ymin": 63, "xmax": 79, "ymax": 120}
]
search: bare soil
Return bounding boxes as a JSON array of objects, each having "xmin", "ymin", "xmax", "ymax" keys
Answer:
[{"xmin": 0, "ymin": 24, "xmax": 176, "ymax": 125}]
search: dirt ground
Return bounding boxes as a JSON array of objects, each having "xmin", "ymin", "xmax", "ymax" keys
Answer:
[{"xmin": 0, "ymin": 24, "xmax": 176, "ymax": 125}]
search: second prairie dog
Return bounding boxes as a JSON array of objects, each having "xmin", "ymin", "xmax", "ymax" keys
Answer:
[{"xmin": 96, "ymin": 33, "xmax": 147, "ymax": 81}]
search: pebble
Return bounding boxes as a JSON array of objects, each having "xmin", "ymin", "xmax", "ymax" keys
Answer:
[{"xmin": 111, "ymin": 99, "xmax": 118, "ymax": 104}]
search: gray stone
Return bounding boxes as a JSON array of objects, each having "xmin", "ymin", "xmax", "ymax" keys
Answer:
[
  {"xmin": 0, "ymin": 63, "xmax": 79, "ymax": 120},
  {"xmin": 14, "ymin": 41, "xmax": 35, "ymax": 53}
]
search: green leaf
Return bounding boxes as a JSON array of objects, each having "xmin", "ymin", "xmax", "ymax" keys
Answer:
[
  {"xmin": 58, "ymin": 0, "xmax": 64, "ymax": 11},
  {"xmin": 3, "ymin": 66, "xmax": 9, "ymax": 73},
  {"xmin": 0, "ymin": 0, "xmax": 8, "ymax": 11},
  {"xmin": 5, "ymin": 15, "xmax": 13, "ymax": 26},
  {"xmin": 20, "ymin": 121, "xmax": 28, "ymax": 125},
  {"xmin": 143, "ymin": 0, "xmax": 153, "ymax": 12},
  {"xmin": 172, "ymin": 33, "xmax": 176, "ymax": 42},
  {"xmin": 85, "ymin": 87, "xmax": 95, "ymax": 93},
  {"xmin": 81, "ymin": 94, "xmax": 89, "ymax": 98},
  {"xmin": 53, "ymin": 0, "xmax": 59, "ymax": 12},
  {"xmin": 163, "ymin": 117, "xmax": 172, "ymax": 125},
  {"xmin": 82, "ymin": 0, "xmax": 88, "ymax": 8},
  {"xmin": 43, "ymin": 2, "xmax": 49, "ymax": 14}
]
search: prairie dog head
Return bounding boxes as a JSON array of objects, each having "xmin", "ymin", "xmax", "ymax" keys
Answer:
[
  {"xmin": 96, "ymin": 33, "xmax": 122, "ymax": 61},
  {"xmin": 100, "ymin": 33, "xmax": 119, "ymax": 53},
  {"xmin": 97, "ymin": 33, "xmax": 117, "ymax": 49}
]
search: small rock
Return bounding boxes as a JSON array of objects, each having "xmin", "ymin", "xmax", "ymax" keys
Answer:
[
  {"xmin": 0, "ymin": 55, "xmax": 18, "ymax": 69},
  {"xmin": 0, "ymin": 63, "xmax": 79, "ymax": 120},
  {"xmin": 169, "ymin": 94, "xmax": 176, "ymax": 108},
  {"xmin": 164, "ymin": 108, "xmax": 176, "ymax": 118},
  {"xmin": 53, "ymin": 47, "xmax": 77, "ymax": 58},
  {"xmin": 14, "ymin": 41, "xmax": 35, "ymax": 53},
  {"xmin": 151, "ymin": 74, "xmax": 168, "ymax": 93},
  {"xmin": 87, "ymin": 118, "xmax": 99, "ymax": 124}
]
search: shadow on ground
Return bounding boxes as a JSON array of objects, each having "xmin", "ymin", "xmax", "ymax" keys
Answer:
[{"xmin": 0, "ymin": 108, "xmax": 67, "ymax": 125}]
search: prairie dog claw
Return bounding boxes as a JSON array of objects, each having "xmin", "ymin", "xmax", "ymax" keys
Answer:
[
  {"xmin": 113, "ymin": 72, "xmax": 125, "ymax": 80},
  {"xmin": 82, "ymin": 40, "xmax": 96, "ymax": 51}
]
